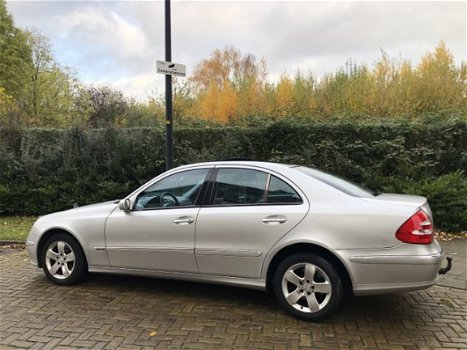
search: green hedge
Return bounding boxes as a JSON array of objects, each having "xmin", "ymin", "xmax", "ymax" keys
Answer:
[{"xmin": 1, "ymin": 119, "xmax": 466, "ymax": 231}]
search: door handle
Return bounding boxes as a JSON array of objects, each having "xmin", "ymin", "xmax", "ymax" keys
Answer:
[
  {"xmin": 173, "ymin": 216, "xmax": 194, "ymax": 225},
  {"xmin": 262, "ymin": 215, "xmax": 287, "ymax": 224}
]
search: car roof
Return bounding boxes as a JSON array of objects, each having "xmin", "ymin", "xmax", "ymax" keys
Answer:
[{"xmin": 175, "ymin": 160, "xmax": 297, "ymax": 172}]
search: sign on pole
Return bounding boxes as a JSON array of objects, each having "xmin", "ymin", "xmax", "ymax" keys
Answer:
[{"xmin": 156, "ymin": 60, "xmax": 186, "ymax": 77}]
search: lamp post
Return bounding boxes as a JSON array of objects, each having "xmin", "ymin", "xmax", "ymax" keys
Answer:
[{"xmin": 165, "ymin": 0, "xmax": 173, "ymax": 170}]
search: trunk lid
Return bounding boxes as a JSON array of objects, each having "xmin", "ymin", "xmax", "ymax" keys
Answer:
[{"xmin": 363, "ymin": 193, "xmax": 432, "ymax": 220}]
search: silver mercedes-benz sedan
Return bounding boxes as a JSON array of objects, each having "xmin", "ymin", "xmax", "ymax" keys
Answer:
[{"xmin": 26, "ymin": 161, "xmax": 449, "ymax": 320}]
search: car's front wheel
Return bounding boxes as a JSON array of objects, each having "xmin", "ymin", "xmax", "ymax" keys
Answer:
[
  {"xmin": 273, "ymin": 253, "xmax": 343, "ymax": 321},
  {"xmin": 41, "ymin": 233, "xmax": 87, "ymax": 285}
]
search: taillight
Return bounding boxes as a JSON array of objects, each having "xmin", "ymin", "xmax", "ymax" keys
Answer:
[{"xmin": 396, "ymin": 209, "xmax": 434, "ymax": 244}]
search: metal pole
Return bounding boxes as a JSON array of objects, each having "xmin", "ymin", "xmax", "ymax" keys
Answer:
[{"xmin": 165, "ymin": 0, "xmax": 173, "ymax": 170}]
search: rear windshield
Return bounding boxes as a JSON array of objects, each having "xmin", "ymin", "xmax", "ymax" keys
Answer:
[{"xmin": 296, "ymin": 166, "xmax": 376, "ymax": 197}]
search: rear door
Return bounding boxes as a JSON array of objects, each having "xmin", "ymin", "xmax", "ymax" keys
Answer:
[{"xmin": 195, "ymin": 166, "xmax": 309, "ymax": 278}]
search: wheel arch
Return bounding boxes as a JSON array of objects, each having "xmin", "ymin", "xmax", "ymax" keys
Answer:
[
  {"xmin": 37, "ymin": 228, "xmax": 88, "ymax": 269},
  {"xmin": 265, "ymin": 243, "xmax": 353, "ymax": 297}
]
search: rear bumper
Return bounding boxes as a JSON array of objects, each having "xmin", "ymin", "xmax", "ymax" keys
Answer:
[
  {"xmin": 336, "ymin": 241, "xmax": 444, "ymax": 296},
  {"xmin": 348, "ymin": 254, "xmax": 442, "ymax": 265},
  {"xmin": 352, "ymin": 280, "xmax": 440, "ymax": 296}
]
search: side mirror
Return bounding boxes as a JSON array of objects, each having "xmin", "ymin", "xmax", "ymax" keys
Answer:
[{"xmin": 118, "ymin": 199, "xmax": 132, "ymax": 212}]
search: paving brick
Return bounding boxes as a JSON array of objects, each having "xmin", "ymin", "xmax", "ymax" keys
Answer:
[{"xmin": 0, "ymin": 250, "xmax": 466, "ymax": 349}]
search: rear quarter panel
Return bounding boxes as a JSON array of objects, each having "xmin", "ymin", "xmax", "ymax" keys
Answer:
[{"xmin": 261, "ymin": 169, "xmax": 425, "ymax": 281}]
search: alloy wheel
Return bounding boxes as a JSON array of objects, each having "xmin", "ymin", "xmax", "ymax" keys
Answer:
[
  {"xmin": 45, "ymin": 241, "xmax": 76, "ymax": 280},
  {"xmin": 281, "ymin": 262, "xmax": 332, "ymax": 313}
]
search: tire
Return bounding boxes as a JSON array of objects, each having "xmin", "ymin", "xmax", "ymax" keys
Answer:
[
  {"xmin": 41, "ymin": 233, "xmax": 87, "ymax": 285},
  {"xmin": 273, "ymin": 253, "xmax": 343, "ymax": 321}
]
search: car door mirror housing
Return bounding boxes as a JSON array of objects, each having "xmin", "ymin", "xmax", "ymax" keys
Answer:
[{"xmin": 119, "ymin": 199, "xmax": 132, "ymax": 212}]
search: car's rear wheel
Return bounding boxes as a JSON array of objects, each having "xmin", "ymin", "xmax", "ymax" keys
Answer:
[
  {"xmin": 41, "ymin": 233, "xmax": 87, "ymax": 285},
  {"xmin": 273, "ymin": 253, "xmax": 343, "ymax": 321}
]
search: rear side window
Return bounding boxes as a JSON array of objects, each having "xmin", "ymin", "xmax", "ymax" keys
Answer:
[
  {"xmin": 211, "ymin": 168, "xmax": 302, "ymax": 205},
  {"xmin": 267, "ymin": 176, "xmax": 302, "ymax": 203},
  {"xmin": 213, "ymin": 168, "xmax": 267, "ymax": 205}
]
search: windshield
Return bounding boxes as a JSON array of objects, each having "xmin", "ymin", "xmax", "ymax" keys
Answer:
[{"xmin": 296, "ymin": 166, "xmax": 377, "ymax": 197}]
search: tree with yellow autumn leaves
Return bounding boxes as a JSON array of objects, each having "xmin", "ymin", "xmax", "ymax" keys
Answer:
[
  {"xmin": 1, "ymin": 0, "xmax": 465, "ymax": 130},
  {"xmin": 183, "ymin": 43, "xmax": 465, "ymax": 123}
]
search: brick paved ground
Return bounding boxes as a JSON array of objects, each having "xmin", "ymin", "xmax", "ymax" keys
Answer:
[
  {"xmin": 437, "ymin": 239, "xmax": 466, "ymax": 290},
  {"xmin": 1, "ymin": 250, "xmax": 466, "ymax": 350}
]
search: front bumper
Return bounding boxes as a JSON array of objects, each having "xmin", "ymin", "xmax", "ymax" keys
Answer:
[{"xmin": 26, "ymin": 240, "xmax": 38, "ymax": 266}]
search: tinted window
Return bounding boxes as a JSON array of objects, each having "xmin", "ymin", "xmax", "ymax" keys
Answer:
[
  {"xmin": 213, "ymin": 169, "xmax": 267, "ymax": 205},
  {"xmin": 135, "ymin": 169, "xmax": 209, "ymax": 209},
  {"xmin": 297, "ymin": 166, "xmax": 375, "ymax": 197},
  {"xmin": 267, "ymin": 176, "xmax": 302, "ymax": 203}
]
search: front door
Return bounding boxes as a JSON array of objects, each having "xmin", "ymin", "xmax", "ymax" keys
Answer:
[{"xmin": 105, "ymin": 168, "xmax": 210, "ymax": 273}]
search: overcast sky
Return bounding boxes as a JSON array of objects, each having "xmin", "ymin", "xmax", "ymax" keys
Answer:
[{"xmin": 7, "ymin": 1, "xmax": 466, "ymax": 102}]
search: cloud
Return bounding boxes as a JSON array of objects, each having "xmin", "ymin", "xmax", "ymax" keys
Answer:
[
  {"xmin": 7, "ymin": 1, "xmax": 466, "ymax": 102},
  {"xmin": 247, "ymin": 2, "xmax": 466, "ymax": 75},
  {"xmin": 84, "ymin": 71, "xmax": 159, "ymax": 102},
  {"xmin": 59, "ymin": 6, "xmax": 147, "ymax": 60}
]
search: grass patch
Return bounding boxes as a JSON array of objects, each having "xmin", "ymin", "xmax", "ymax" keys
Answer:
[{"xmin": 0, "ymin": 216, "xmax": 37, "ymax": 241}]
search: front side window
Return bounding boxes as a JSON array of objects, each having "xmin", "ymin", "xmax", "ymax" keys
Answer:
[{"xmin": 135, "ymin": 168, "xmax": 209, "ymax": 210}]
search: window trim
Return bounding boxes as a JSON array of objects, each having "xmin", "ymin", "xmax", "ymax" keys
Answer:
[
  {"xmin": 200, "ymin": 167, "xmax": 218, "ymax": 206},
  {"xmin": 204, "ymin": 166, "xmax": 303, "ymax": 208},
  {"xmin": 262, "ymin": 173, "xmax": 271, "ymax": 203}
]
